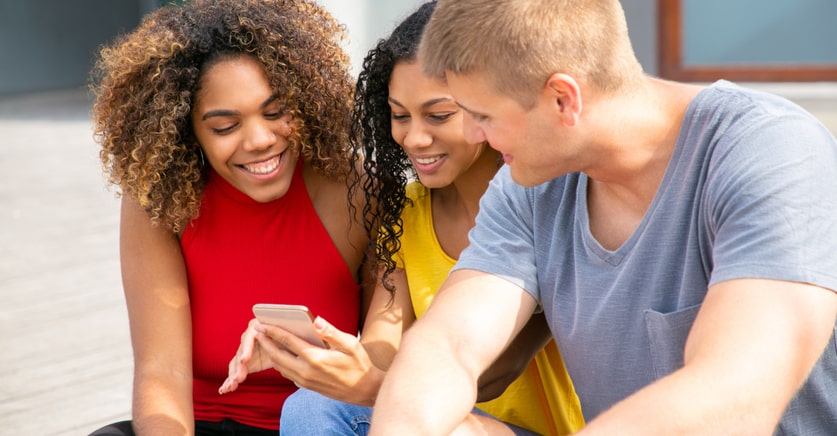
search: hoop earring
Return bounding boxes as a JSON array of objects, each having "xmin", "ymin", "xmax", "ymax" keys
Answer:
[
  {"xmin": 489, "ymin": 143, "xmax": 504, "ymax": 168},
  {"xmin": 282, "ymin": 121, "xmax": 293, "ymax": 137},
  {"xmin": 197, "ymin": 147, "xmax": 206, "ymax": 169}
]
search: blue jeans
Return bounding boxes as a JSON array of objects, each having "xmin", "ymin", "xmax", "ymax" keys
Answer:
[
  {"xmin": 280, "ymin": 388, "xmax": 372, "ymax": 435},
  {"xmin": 279, "ymin": 388, "xmax": 541, "ymax": 435}
]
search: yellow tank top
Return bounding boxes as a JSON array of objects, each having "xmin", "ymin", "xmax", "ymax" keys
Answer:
[{"xmin": 394, "ymin": 182, "xmax": 584, "ymax": 435}]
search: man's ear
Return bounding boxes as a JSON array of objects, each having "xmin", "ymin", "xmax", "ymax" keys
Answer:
[{"xmin": 543, "ymin": 73, "xmax": 581, "ymax": 126}]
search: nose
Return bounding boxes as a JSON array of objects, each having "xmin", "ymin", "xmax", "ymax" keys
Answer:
[
  {"xmin": 243, "ymin": 120, "xmax": 277, "ymax": 152},
  {"xmin": 402, "ymin": 120, "xmax": 432, "ymax": 150},
  {"xmin": 462, "ymin": 114, "xmax": 486, "ymax": 145}
]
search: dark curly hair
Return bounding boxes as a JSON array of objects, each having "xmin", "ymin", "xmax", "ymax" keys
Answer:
[
  {"xmin": 349, "ymin": 1, "xmax": 437, "ymax": 292},
  {"xmin": 91, "ymin": 0, "xmax": 355, "ymax": 233}
]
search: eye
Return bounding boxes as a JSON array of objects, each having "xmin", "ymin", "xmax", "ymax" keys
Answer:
[
  {"xmin": 428, "ymin": 112, "xmax": 456, "ymax": 123},
  {"xmin": 391, "ymin": 113, "xmax": 410, "ymax": 122},
  {"xmin": 212, "ymin": 124, "xmax": 238, "ymax": 135},
  {"xmin": 264, "ymin": 112, "xmax": 282, "ymax": 120}
]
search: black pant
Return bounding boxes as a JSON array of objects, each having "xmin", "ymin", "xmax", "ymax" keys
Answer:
[{"xmin": 89, "ymin": 419, "xmax": 277, "ymax": 436}]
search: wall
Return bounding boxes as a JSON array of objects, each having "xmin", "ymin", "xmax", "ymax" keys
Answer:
[
  {"xmin": 0, "ymin": 0, "xmax": 151, "ymax": 96},
  {"xmin": 0, "ymin": 0, "xmax": 660, "ymax": 97},
  {"xmin": 623, "ymin": 0, "xmax": 658, "ymax": 76},
  {"xmin": 317, "ymin": 0, "xmax": 660, "ymax": 78},
  {"xmin": 315, "ymin": 0, "xmax": 426, "ymax": 78}
]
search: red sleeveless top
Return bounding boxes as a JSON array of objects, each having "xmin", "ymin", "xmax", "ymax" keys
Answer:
[{"xmin": 181, "ymin": 159, "xmax": 360, "ymax": 430}]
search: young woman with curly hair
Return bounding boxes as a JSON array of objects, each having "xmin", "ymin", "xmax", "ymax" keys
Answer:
[
  {"xmin": 88, "ymin": 0, "xmax": 371, "ymax": 434},
  {"xmin": 220, "ymin": 2, "xmax": 584, "ymax": 435}
]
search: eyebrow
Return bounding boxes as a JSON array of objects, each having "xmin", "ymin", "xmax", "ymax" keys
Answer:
[
  {"xmin": 201, "ymin": 93, "xmax": 280, "ymax": 120},
  {"xmin": 388, "ymin": 96, "xmax": 455, "ymax": 110}
]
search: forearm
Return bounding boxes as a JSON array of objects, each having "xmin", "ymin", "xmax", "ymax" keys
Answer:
[
  {"xmin": 581, "ymin": 279, "xmax": 837, "ymax": 435},
  {"xmin": 132, "ymin": 371, "xmax": 194, "ymax": 436},
  {"xmin": 352, "ymin": 267, "xmax": 411, "ymax": 405},
  {"xmin": 370, "ymin": 325, "xmax": 480, "ymax": 435},
  {"xmin": 370, "ymin": 270, "xmax": 537, "ymax": 434},
  {"xmin": 577, "ymin": 365, "xmax": 781, "ymax": 435}
]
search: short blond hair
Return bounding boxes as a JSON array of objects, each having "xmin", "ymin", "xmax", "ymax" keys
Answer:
[{"xmin": 419, "ymin": 0, "xmax": 643, "ymax": 106}]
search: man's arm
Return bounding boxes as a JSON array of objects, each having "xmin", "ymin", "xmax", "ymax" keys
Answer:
[
  {"xmin": 369, "ymin": 269, "xmax": 539, "ymax": 435},
  {"xmin": 579, "ymin": 278, "xmax": 837, "ymax": 435}
]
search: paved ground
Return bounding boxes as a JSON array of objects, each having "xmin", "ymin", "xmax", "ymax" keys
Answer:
[
  {"xmin": 0, "ymin": 83, "xmax": 834, "ymax": 436},
  {"xmin": 0, "ymin": 89, "xmax": 131, "ymax": 435}
]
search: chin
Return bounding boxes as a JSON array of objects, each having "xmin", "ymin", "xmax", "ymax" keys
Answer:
[
  {"xmin": 416, "ymin": 175, "xmax": 454, "ymax": 190},
  {"xmin": 510, "ymin": 170, "xmax": 549, "ymax": 188}
]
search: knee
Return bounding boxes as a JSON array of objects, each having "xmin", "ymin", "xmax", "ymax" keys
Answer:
[
  {"xmin": 281, "ymin": 388, "xmax": 331, "ymax": 418},
  {"xmin": 280, "ymin": 389, "xmax": 372, "ymax": 435}
]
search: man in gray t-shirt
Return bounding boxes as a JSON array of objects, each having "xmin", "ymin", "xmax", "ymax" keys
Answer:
[
  {"xmin": 369, "ymin": 1, "xmax": 837, "ymax": 435},
  {"xmin": 455, "ymin": 81, "xmax": 837, "ymax": 433}
]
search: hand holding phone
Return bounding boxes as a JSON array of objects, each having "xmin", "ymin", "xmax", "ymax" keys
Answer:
[{"xmin": 252, "ymin": 303, "xmax": 326, "ymax": 348}]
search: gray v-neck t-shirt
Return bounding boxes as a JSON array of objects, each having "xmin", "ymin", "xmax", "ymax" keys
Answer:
[{"xmin": 455, "ymin": 81, "xmax": 837, "ymax": 434}]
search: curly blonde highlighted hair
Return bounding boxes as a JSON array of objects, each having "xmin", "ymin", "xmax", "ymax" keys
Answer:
[{"xmin": 91, "ymin": 0, "xmax": 355, "ymax": 233}]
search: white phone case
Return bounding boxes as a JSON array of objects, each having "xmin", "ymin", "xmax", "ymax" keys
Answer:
[{"xmin": 252, "ymin": 303, "xmax": 325, "ymax": 348}]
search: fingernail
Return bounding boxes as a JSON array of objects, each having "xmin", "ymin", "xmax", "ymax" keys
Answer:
[{"xmin": 313, "ymin": 316, "xmax": 325, "ymax": 330}]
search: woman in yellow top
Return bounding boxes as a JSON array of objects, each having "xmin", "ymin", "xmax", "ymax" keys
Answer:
[{"xmin": 220, "ymin": 1, "xmax": 583, "ymax": 434}]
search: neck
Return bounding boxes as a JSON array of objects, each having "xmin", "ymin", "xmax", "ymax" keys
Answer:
[
  {"xmin": 434, "ymin": 149, "xmax": 501, "ymax": 221},
  {"xmin": 584, "ymin": 77, "xmax": 704, "ymax": 207}
]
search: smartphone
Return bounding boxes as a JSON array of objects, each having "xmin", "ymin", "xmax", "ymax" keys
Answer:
[{"xmin": 252, "ymin": 303, "xmax": 326, "ymax": 348}]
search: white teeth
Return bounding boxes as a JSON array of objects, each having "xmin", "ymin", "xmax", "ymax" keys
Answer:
[
  {"xmin": 243, "ymin": 156, "xmax": 280, "ymax": 174},
  {"xmin": 415, "ymin": 156, "xmax": 442, "ymax": 165}
]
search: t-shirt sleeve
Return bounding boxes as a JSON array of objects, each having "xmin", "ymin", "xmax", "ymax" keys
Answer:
[
  {"xmin": 705, "ymin": 102, "xmax": 837, "ymax": 294},
  {"xmin": 453, "ymin": 166, "xmax": 542, "ymax": 301}
]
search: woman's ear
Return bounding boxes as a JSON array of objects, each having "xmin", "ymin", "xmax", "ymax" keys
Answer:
[
  {"xmin": 280, "ymin": 114, "xmax": 297, "ymax": 136},
  {"xmin": 543, "ymin": 73, "xmax": 581, "ymax": 126}
]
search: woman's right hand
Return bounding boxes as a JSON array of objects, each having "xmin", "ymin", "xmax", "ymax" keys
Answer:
[{"xmin": 218, "ymin": 318, "xmax": 276, "ymax": 395}]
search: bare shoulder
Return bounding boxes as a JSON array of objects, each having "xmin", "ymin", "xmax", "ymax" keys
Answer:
[
  {"xmin": 302, "ymin": 163, "xmax": 352, "ymax": 214},
  {"xmin": 301, "ymin": 163, "xmax": 370, "ymax": 273}
]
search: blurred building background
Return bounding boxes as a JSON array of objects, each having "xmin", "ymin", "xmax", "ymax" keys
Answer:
[
  {"xmin": 1, "ymin": 0, "xmax": 834, "ymax": 97},
  {"xmin": 0, "ymin": 0, "xmax": 159, "ymax": 96}
]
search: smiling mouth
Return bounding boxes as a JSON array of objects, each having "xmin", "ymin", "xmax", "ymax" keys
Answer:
[
  {"xmin": 242, "ymin": 154, "xmax": 281, "ymax": 174},
  {"xmin": 415, "ymin": 155, "xmax": 443, "ymax": 165}
]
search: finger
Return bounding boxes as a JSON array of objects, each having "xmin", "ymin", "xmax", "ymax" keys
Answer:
[
  {"xmin": 218, "ymin": 376, "xmax": 239, "ymax": 395},
  {"xmin": 234, "ymin": 322, "xmax": 264, "ymax": 377},
  {"xmin": 237, "ymin": 319, "xmax": 261, "ymax": 363},
  {"xmin": 258, "ymin": 323, "xmax": 319, "ymax": 357},
  {"xmin": 254, "ymin": 330, "xmax": 307, "ymax": 380},
  {"xmin": 311, "ymin": 316, "xmax": 360, "ymax": 352},
  {"xmin": 218, "ymin": 357, "xmax": 241, "ymax": 395},
  {"xmin": 219, "ymin": 319, "xmax": 263, "ymax": 394}
]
